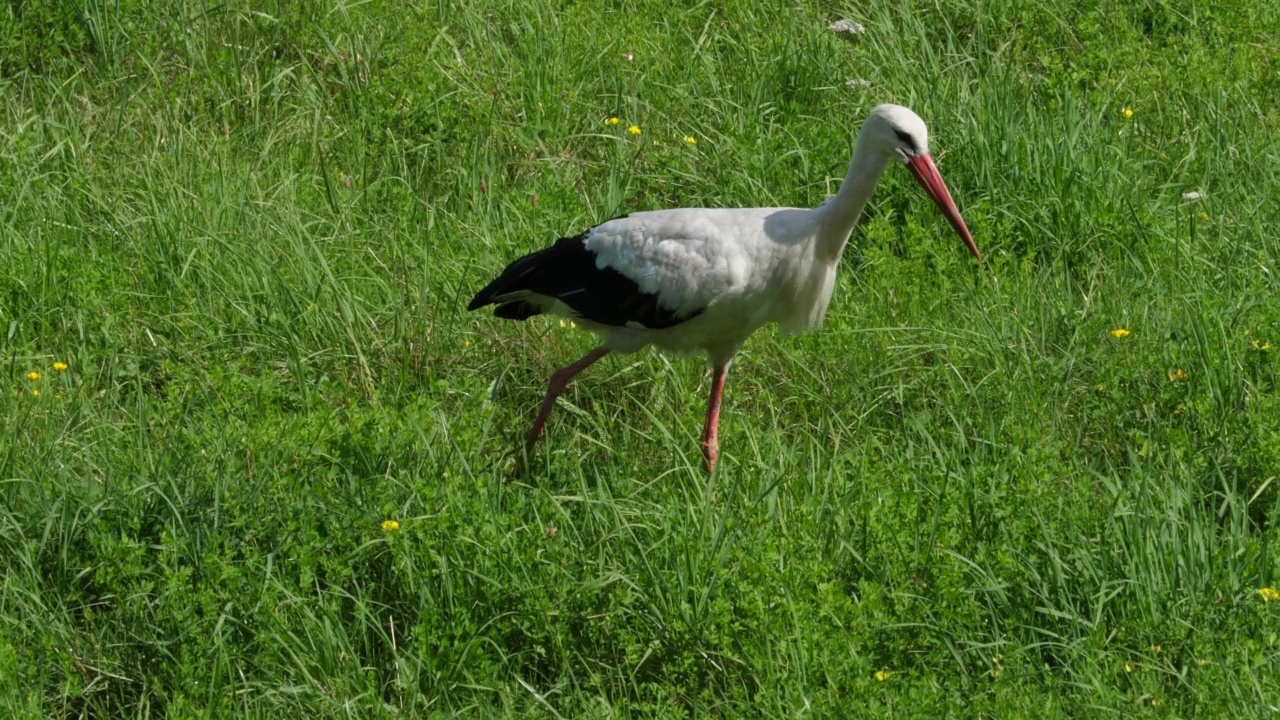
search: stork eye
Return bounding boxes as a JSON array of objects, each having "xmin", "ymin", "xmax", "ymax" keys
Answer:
[{"xmin": 893, "ymin": 128, "xmax": 916, "ymax": 151}]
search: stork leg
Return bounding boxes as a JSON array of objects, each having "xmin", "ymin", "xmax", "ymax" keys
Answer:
[
  {"xmin": 700, "ymin": 362, "xmax": 730, "ymax": 473},
  {"xmin": 523, "ymin": 347, "xmax": 611, "ymax": 462}
]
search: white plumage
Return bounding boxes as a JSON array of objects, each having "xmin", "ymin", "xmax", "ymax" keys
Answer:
[
  {"xmin": 469, "ymin": 104, "xmax": 981, "ymax": 472},
  {"xmin": 583, "ymin": 208, "xmax": 802, "ymax": 358}
]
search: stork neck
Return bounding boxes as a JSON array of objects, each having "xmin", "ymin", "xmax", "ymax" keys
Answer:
[{"xmin": 813, "ymin": 145, "xmax": 891, "ymax": 261}]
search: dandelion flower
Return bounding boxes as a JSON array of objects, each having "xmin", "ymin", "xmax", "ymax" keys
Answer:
[
  {"xmin": 605, "ymin": 117, "xmax": 619, "ymax": 126},
  {"xmin": 1122, "ymin": 108, "xmax": 1134, "ymax": 119},
  {"xmin": 31, "ymin": 389, "xmax": 40, "ymax": 397},
  {"xmin": 874, "ymin": 669, "xmax": 890, "ymax": 682},
  {"xmin": 381, "ymin": 519, "xmax": 400, "ymax": 532},
  {"xmin": 1167, "ymin": 368, "xmax": 1186, "ymax": 381},
  {"xmin": 628, "ymin": 125, "xmax": 642, "ymax": 136},
  {"xmin": 1260, "ymin": 587, "xmax": 1280, "ymax": 601},
  {"xmin": 26, "ymin": 371, "xmax": 41, "ymax": 381},
  {"xmin": 685, "ymin": 135, "xmax": 697, "ymax": 145},
  {"xmin": 1110, "ymin": 328, "xmax": 1131, "ymax": 339},
  {"xmin": 53, "ymin": 362, "xmax": 68, "ymax": 372}
]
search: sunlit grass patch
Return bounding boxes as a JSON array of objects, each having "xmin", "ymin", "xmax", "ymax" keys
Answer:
[{"xmin": 0, "ymin": 0, "xmax": 1277, "ymax": 717}]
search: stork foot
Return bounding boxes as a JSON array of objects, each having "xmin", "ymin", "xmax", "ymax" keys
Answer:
[
  {"xmin": 700, "ymin": 438, "xmax": 719, "ymax": 474},
  {"xmin": 518, "ymin": 347, "xmax": 610, "ymax": 472},
  {"xmin": 699, "ymin": 362, "xmax": 729, "ymax": 474}
]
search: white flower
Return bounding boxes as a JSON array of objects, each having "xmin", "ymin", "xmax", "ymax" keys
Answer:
[
  {"xmin": 1182, "ymin": 190, "xmax": 1204, "ymax": 201},
  {"xmin": 845, "ymin": 78, "xmax": 871, "ymax": 90},
  {"xmin": 828, "ymin": 19, "xmax": 866, "ymax": 36}
]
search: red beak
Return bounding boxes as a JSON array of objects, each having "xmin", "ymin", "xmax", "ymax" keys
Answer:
[{"xmin": 906, "ymin": 154, "xmax": 981, "ymax": 261}]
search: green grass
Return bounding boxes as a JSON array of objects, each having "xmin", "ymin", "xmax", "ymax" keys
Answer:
[{"xmin": 2, "ymin": 0, "xmax": 1279, "ymax": 716}]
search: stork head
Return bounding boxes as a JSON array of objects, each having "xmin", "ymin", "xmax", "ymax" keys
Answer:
[{"xmin": 860, "ymin": 104, "xmax": 981, "ymax": 260}]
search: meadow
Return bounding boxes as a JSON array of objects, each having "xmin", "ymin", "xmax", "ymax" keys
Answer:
[{"xmin": 1, "ymin": 0, "xmax": 1278, "ymax": 716}]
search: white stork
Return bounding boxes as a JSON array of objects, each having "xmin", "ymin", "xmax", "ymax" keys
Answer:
[{"xmin": 469, "ymin": 104, "xmax": 980, "ymax": 472}]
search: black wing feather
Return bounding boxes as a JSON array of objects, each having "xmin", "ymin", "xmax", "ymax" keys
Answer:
[{"xmin": 468, "ymin": 228, "xmax": 700, "ymax": 330}]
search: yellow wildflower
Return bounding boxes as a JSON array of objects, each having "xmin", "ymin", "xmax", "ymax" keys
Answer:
[
  {"xmin": 380, "ymin": 519, "xmax": 400, "ymax": 532},
  {"xmin": 605, "ymin": 117, "xmax": 619, "ymax": 126},
  {"xmin": 1260, "ymin": 587, "xmax": 1280, "ymax": 601},
  {"xmin": 464, "ymin": 339, "xmax": 472, "ymax": 348},
  {"xmin": 874, "ymin": 670, "xmax": 890, "ymax": 682},
  {"xmin": 1124, "ymin": 661, "xmax": 1135, "ymax": 673},
  {"xmin": 1110, "ymin": 328, "xmax": 1131, "ymax": 339},
  {"xmin": 26, "ymin": 371, "xmax": 42, "ymax": 381},
  {"xmin": 1199, "ymin": 212, "xmax": 1210, "ymax": 221},
  {"xmin": 685, "ymin": 135, "xmax": 697, "ymax": 145},
  {"xmin": 31, "ymin": 389, "xmax": 40, "ymax": 397},
  {"xmin": 53, "ymin": 362, "xmax": 68, "ymax": 372},
  {"xmin": 1122, "ymin": 108, "xmax": 1134, "ymax": 119},
  {"xmin": 1196, "ymin": 658, "xmax": 1207, "ymax": 666},
  {"xmin": 1252, "ymin": 339, "xmax": 1271, "ymax": 351},
  {"xmin": 1167, "ymin": 368, "xmax": 1186, "ymax": 382},
  {"xmin": 1150, "ymin": 698, "xmax": 1161, "ymax": 707},
  {"xmin": 628, "ymin": 125, "xmax": 642, "ymax": 136}
]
